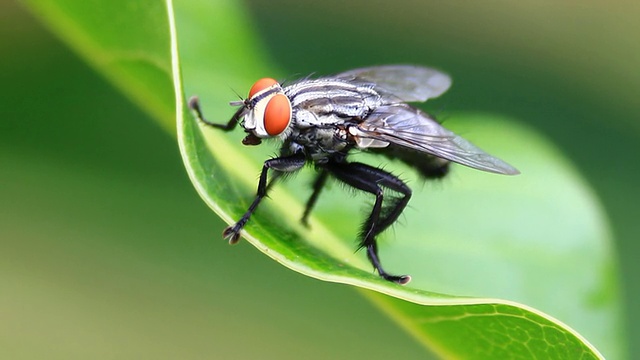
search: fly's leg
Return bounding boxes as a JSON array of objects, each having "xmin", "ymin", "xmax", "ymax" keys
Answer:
[
  {"xmin": 301, "ymin": 170, "xmax": 329, "ymax": 227},
  {"xmin": 326, "ymin": 162, "xmax": 412, "ymax": 284},
  {"xmin": 224, "ymin": 153, "xmax": 306, "ymax": 244},
  {"xmin": 189, "ymin": 96, "xmax": 243, "ymax": 131}
]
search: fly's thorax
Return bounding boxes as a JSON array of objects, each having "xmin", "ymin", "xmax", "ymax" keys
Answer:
[
  {"xmin": 285, "ymin": 78, "xmax": 382, "ymax": 128},
  {"xmin": 292, "ymin": 109, "xmax": 346, "ymax": 129},
  {"xmin": 241, "ymin": 78, "xmax": 293, "ymax": 139}
]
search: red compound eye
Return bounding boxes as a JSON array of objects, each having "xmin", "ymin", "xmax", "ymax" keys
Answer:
[
  {"xmin": 263, "ymin": 94, "xmax": 291, "ymax": 136},
  {"xmin": 248, "ymin": 78, "xmax": 278, "ymax": 99}
]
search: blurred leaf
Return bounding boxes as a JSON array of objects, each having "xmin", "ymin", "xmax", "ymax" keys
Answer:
[
  {"xmin": 23, "ymin": 0, "xmax": 621, "ymax": 358},
  {"xmin": 23, "ymin": 0, "xmax": 175, "ymax": 132}
]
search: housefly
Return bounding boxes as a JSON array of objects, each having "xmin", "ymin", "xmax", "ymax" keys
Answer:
[{"xmin": 189, "ymin": 65, "xmax": 519, "ymax": 284}]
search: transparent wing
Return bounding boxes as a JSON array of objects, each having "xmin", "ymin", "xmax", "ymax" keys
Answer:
[
  {"xmin": 334, "ymin": 65, "xmax": 452, "ymax": 103},
  {"xmin": 354, "ymin": 104, "xmax": 519, "ymax": 175}
]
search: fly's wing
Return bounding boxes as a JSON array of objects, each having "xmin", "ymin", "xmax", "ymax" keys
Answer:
[
  {"xmin": 334, "ymin": 65, "xmax": 452, "ymax": 103},
  {"xmin": 353, "ymin": 104, "xmax": 519, "ymax": 175}
]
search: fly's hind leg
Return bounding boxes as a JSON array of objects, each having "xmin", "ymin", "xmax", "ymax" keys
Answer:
[{"xmin": 326, "ymin": 161, "xmax": 412, "ymax": 284}]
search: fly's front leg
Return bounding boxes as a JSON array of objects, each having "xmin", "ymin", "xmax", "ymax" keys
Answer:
[
  {"xmin": 189, "ymin": 96, "xmax": 244, "ymax": 131},
  {"xmin": 223, "ymin": 153, "xmax": 306, "ymax": 244},
  {"xmin": 326, "ymin": 161, "xmax": 411, "ymax": 284}
]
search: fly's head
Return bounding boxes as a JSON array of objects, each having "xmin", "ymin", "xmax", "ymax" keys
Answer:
[{"xmin": 232, "ymin": 78, "xmax": 293, "ymax": 146}]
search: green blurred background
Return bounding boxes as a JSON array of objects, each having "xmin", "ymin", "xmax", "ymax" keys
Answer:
[{"xmin": 2, "ymin": 0, "xmax": 638, "ymax": 358}]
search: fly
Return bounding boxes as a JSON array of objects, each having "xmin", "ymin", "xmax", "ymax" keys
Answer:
[{"xmin": 189, "ymin": 65, "xmax": 519, "ymax": 284}]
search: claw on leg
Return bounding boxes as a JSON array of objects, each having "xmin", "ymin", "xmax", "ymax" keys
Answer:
[{"xmin": 223, "ymin": 226, "xmax": 242, "ymax": 245}]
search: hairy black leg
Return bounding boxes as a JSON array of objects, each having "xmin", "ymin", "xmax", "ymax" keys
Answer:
[
  {"xmin": 365, "ymin": 168, "xmax": 412, "ymax": 234},
  {"xmin": 189, "ymin": 96, "xmax": 244, "ymax": 131},
  {"xmin": 326, "ymin": 161, "xmax": 412, "ymax": 284},
  {"xmin": 301, "ymin": 170, "xmax": 329, "ymax": 227},
  {"xmin": 223, "ymin": 153, "xmax": 306, "ymax": 244}
]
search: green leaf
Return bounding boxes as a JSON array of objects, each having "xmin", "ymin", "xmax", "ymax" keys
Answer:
[
  {"xmin": 176, "ymin": 1, "xmax": 617, "ymax": 358},
  {"xmin": 24, "ymin": 0, "xmax": 621, "ymax": 358},
  {"xmin": 178, "ymin": 99, "xmax": 611, "ymax": 358},
  {"xmin": 173, "ymin": 2, "xmax": 617, "ymax": 359}
]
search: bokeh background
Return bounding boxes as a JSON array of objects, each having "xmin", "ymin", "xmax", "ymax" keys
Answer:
[{"xmin": 2, "ymin": 0, "xmax": 639, "ymax": 358}]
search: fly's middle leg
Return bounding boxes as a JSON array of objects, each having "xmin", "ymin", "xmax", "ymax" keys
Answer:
[{"xmin": 301, "ymin": 170, "xmax": 329, "ymax": 227}]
